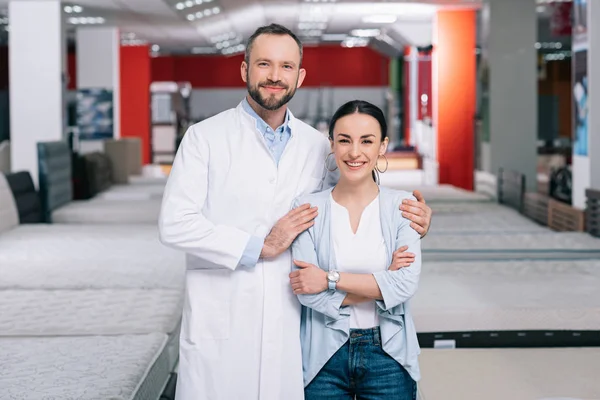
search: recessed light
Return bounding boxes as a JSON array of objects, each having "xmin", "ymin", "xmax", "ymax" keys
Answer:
[
  {"xmin": 195, "ymin": 0, "xmax": 203, "ymax": 4},
  {"xmin": 195, "ymin": 11, "xmax": 203, "ymax": 18},
  {"xmin": 212, "ymin": 7, "xmax": 220, "ymax": 14},
  {"xmin": 176, "ymin": 3, "xmax": 185, "ymax": 10},
  {"xmin": 72, "ymin": 5, "xmax": 82, "ymax": 13},
  {"xmin": 204, "ymin": 9, "xmax": 212, "ymax": 16},
  {"xmin": 186, "ymin": 14, "xmax": 195, "ymax": 21},
  {"xmin": 152, "ymin": 44, "xmax": 160, "ymax": 52},
  {"xmin": 185, "ymin": 1, "xmax": 193, "ymax": 7},
  {"xmin": 64, "ymin": 6, "xmax": 73, "ymax": 13}
]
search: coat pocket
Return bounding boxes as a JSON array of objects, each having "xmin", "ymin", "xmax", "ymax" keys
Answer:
[{"xmin": 183, "ymin": 269, "xmax": 231, "ymax": 342}]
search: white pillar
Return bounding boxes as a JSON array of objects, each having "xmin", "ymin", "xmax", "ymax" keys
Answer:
[
  {"xmin": 9, "ymin": 0, "xmax": 66, "ymax": 186},
  {"xmin": 486, "ymin": 0, "xmax": 538, "ymax": 191},
  {"xmin": 572, "ymin": 0, "xmax": 599, "ymax": 208},
  {"xmin": 76, "ymin": 27, "xmax": 120, "ymax": 153}
]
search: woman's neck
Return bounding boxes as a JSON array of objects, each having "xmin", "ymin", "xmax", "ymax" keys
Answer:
[{"xmin": 332, "ymin": 176, "xmax": 380, "ymax": 206}]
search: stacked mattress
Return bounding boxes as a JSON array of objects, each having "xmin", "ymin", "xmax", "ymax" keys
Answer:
[
  {"xmin": 0, "ymin": 172, "xmax": 184, "ymax": 399},
  {"xmin": 380, "ymin": 183, "xmax": 600, "ymax": 398}
]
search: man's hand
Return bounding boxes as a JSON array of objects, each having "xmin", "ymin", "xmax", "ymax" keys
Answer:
[
  {"xmin": 261, "ymin": 204, "xmax": 318, "ymax": 259},
  {"xmin": 389, "ymin": 245, "xmax": 416, "ymax": 271},
  {"xmin": 290, "ymin": 260, "xmax": 328, "ymax": 295},
  {"xmin": 400, "ymin": 190, "xmax": 432, "ymax": 238}
]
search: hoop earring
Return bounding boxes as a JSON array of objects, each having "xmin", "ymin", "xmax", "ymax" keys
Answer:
[
  {"xmin": 325, "ymin": 152, "xmax": 338, "ymax": 172},
  {"xmin": 375, "ymin": 154, "xmax": 388, "ymax": 174}
]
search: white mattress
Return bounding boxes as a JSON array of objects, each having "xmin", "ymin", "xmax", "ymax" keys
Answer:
[
  {"xmin": 423, "ymin": 232, "xmax": 600, "ymax": 251},
  {"xmin": 0, "ymin": 225, "xmax": 185, "ymax": 290},
  {"xmin": 0, "ymin": 333, "xmax": 172, "ymax": 400},
  {"xmin": 412, "ymin": 260, "xmax": 600, "ymax": 332},
  {"xmin": 383, "ymin": 184, "xmax": 493, "ymax": 203},
  {"xmin": 96, "ymin": 183, "xmax": 165, "ymax": 201},
  {"xmin": 51, "ymin": 198, "xmax": 162, "ymax": 224},
  {"xmin": 428, "ymin": 212, "xmax": 548, "ymax": 234},
  {"xmin": 0, "ymin": 288, "xmax": 183, "ymax": 336},
  {"xmin": 418, "ymin": 348, "xmax": 600, "ymax": 400}
]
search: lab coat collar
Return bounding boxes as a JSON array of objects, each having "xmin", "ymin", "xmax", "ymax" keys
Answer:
[{"xmin": 237, "ymin": 99, "xmax": 298, "ymax": 138}]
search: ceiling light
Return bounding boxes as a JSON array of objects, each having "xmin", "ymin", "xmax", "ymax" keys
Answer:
[
  {"xmin": 64, "ymin": 6, "xmax": 73, "ymax": 13},
  {"xmin": 350, "ymin": 29, "xmax": 380, "ymax": 37},
  {"xmin": 191, "ymin": 46, "xmax": 215, "ymax": 54},
  {"xmin": 176, "ymin": 3, "xmax": 185, "ymax": 10},
  {"xmin": 185, "ymin": 1, "xmax": 193, "ymax": 7},
  {"xmin": 152, "ymin": 44, "xmax": 160, "ymax": 52},
  {"xmin": 195, "ymin": 11, "xmax": 203, "ymax": 18},
  {"xmin": 195, "ymin": 0, "xmax": 203, "ymax": 3},
  {"xmin": 204, "ymin": 9, "xmax": 212, "ymax": 16},
  {"xmin": 187, "ymin": 14, "xmax": 195, "ymax": 21},
  {"xmin": 321, "ymin": 33, "xmax": 347, "ymax": 41},
  {"xmin": 72, "ymin": 5, "xmax": 82, "ymax": 13},
  {"xmin": 212, "ymin": 7, "xmax": 220, "ymax": 14},
  {"xmin": 205, "ymin": 0, "xmax": 213, "ymax": 3},
  {"xmin": 362, "ymin": 15, "xmax": 397, "ymax": 24}
]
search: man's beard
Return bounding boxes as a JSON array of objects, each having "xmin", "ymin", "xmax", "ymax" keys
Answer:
[{"xmin": 247, "ymin": 73, "xmax": 298, "ymax": 111}]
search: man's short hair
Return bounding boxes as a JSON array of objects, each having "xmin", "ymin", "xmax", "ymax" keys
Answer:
[{"xmin": 244, "ymin": 23, "xmax": 303, "ymax": 65}]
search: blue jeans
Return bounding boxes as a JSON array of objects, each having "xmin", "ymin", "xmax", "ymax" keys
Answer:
[{"xmin": 305, "ymin": 327, "xmax": 416, "ymax": 400}]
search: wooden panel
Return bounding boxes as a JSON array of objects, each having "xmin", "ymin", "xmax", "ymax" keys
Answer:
[
  {"xmin": 586, "ymin": 189, "xmax": 600, "ymax": 238},
  {"xmin": 548, "ymin": 198, "xmax": 585, "ymax": 232},
  {"xmin": 523, "ymin": 192, "xmax": 549, "ymax": 226},
  {"xmin": 497, "ymin": 168, "xmax": 525, "ymax": 213}
]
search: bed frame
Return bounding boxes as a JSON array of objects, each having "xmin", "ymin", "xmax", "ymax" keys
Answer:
[
  {"xmin": 548, "ymin": 198, "xmax": 586, "ymax": 232},
  {"xmin": 5, "ymin": 171, "xmax": 42, "ymax": 223},
  {"xmin": 37, "ymin": 141, "xmax": 73, "ymax": 223},
  {"xmin": 523, "ymin": 192, "xmax": 549, "ymax": 226},
  {"xmin": 497, "ymin": 168, "xmax": 525, "ymax": 213},
  {"xmin": 586, "ymin": 188, "xmax": 600, "ymax": 238}
]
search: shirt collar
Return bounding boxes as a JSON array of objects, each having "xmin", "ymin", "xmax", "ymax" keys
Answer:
[{"xmin": 242, "ymin": 97, "xmax": 291, "ymax": 135}]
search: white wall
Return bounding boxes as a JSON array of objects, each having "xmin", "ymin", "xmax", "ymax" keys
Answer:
[
  {"xmin": 76, "ymin": 27, "xmax": 120, "ymax": 139},
  {"xmin": 9, "ymin": 1, "xmax": 65, "ymax": 186},
  {"xmin": 487, "ymin": 0, "xmax": 538, "ymax": 191}
]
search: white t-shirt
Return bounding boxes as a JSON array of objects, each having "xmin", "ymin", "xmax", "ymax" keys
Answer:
[{"xmin": 330, "ymin": 194, "xmax": 388, "ymax": 329}]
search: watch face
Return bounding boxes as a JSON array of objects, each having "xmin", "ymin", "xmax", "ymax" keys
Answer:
[{"xmin": 328, "ymin": 271, "xmax": 340, "ymax": 282}]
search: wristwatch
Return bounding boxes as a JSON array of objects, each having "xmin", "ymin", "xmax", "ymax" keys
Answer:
[{"xmin": 327, "ymin": 270, "xmax": 340, "ymax": 291}]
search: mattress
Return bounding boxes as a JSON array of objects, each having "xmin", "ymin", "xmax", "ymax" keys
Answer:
[
  {"xmin": 0, "ymin": 288, "xmax": 183, "ymax": 337},
  {"xmin": 427, "ymin": 212, "xmax": 547, "ymax": 235},
  {"xmin": 0, "ymin": 333, "xmax": 172, "ymax": 400},
  {"xmin": 383, "ymin": 184, "xmax": 493, "ymax": 203},
  {"xmin": 418, "ymin": 348, "xmax": 600, "ymax": 400},
  {"xmin": 422, "ymin": 231, "xmax": 600, "ymax": 260},
  {"xmin": 51, "ymin": 198, "xmax": 162, "ymax": 224},
  {"xmin": 0, "ymin": 225, "xmax": 185, "ymax": 290},
  {"xmin": 411, "ymin": 260, "xmax": 600, "ymax": 333},
  {"xmin": 96, "ymin": 183, "xmax": 165, "ymax": 201}
]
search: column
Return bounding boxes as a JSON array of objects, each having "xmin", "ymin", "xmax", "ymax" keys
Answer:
[
  {"xmin": 486, "ymin": 0, "xmax": 538, "ymax": 191},
  {"xmin": 572, "ymin": 0, "xmax": 599, "ymax": 208},
  {"xmin": 120, "ymin": 45, "xmax": 151, "ymax": 165},
  {"xmin": 76, "ymin": 27, "xmax": 120, "ymax": 153},
  {"xmin": 9, "ymin": 0, "xmax": 66, "ymax": 186},
  {"xmin": 433, "ymin": 9, "xmax": 476, "ymax": 190}
]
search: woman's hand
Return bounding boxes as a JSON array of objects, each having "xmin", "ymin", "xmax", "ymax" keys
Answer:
[
  {"xmin": 389, "ymin": 245, "xmax": 416, "ymax": 271},
  {"xmin": 290, "ymin": 260, "xmax": 328, "ymax": 295}
]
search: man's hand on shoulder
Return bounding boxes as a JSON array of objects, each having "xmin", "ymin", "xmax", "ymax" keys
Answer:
[
  {"xmin": 399, "ymin": 190, "xmax": 432, "ymax": 238},
  {"xmin": 261, "ymin": 203, "xmax": 318, "ymax": 259}
]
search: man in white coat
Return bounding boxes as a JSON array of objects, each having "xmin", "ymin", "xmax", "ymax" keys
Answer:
[{"xmin": 159, "ymin": 24, "xmax": 432, "ymax": 400}]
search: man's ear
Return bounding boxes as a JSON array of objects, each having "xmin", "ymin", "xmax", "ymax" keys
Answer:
[{"xmin": 241, "ymin": 61, "xmax": 248, "ymax": 83}]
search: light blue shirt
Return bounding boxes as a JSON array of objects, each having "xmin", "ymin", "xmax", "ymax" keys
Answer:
[
  {"xmin": 291, "ymin": 186, "xmax": 423, "ymax": 386},
  {"xmin": 238, "ymin": 98, "xmax": 292, "ymax": 268}
]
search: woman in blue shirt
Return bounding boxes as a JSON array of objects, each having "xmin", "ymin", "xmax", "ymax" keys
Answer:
[{"xmin": 290, "ymin": 100, "xmax": 421, "ymax": 400}]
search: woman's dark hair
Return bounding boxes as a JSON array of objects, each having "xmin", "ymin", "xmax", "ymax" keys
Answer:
[{"xmin": 328, "ymin": 100, "xmax": 388, "ymax": 182}]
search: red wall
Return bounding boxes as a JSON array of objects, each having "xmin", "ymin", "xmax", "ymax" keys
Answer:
[
  {"xmin": 434, "ymin": 10, "xmax": 476, "ymax": 191},
  {"xmin": 120, "ymin": 45, "xmax": 151, "ymax": 164},
  {"xmin": 151, "ymin": 46, "xmax": 389, "ymax": 88}
]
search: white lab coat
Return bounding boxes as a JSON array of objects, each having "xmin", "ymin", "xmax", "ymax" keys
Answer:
[{"xmin": 159, "ymin": 101, "xmax": 331, "ymax": 400}]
